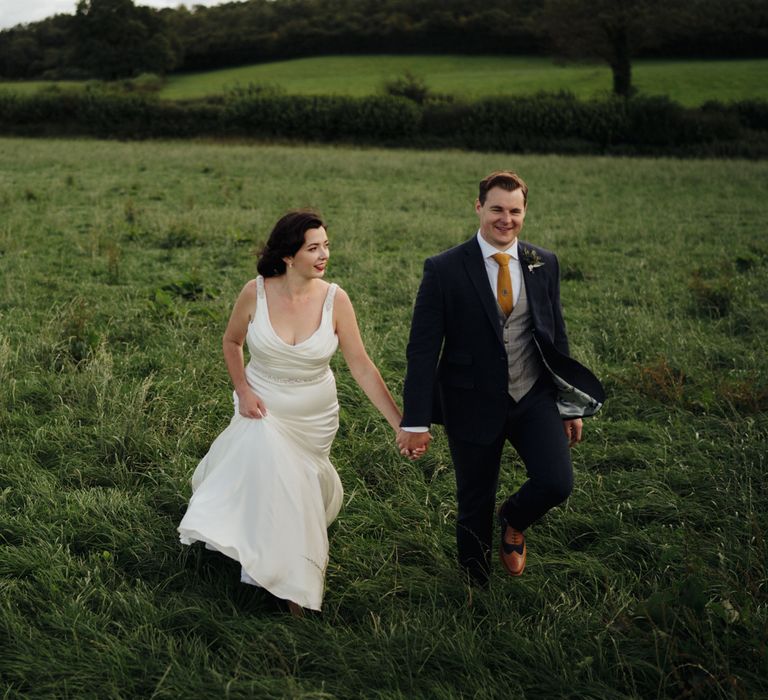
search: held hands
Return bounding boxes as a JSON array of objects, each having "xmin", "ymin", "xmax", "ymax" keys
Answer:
[
  {"xmin": 396, "ymin": 429, "xmax": 432, "ymax": 461},
  {"xmin": 238, "ymin": 389, "xmax": 268, "ymax": 419},
  {"xmin": 563, "ymin": 418, "xmax": 583, "ymax": 447}
]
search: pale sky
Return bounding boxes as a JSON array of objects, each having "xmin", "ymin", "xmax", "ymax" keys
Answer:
[{"xmin": 0, "ymin": 0, "xmax": 230, "ymax": 30}]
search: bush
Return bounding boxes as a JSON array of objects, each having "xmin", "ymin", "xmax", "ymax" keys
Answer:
[
  {"xmin": 226, "ymin": 82, "xmax": 285, "ymax": 100},
  {"xmin": 623, "ymin": 96, "xmax": 742, "ymax": 147},
  {"xmin": 0, "ymin": 92, "xmax": 223, "ymax": 138},
  {"xmin": 735, "ymin": 100, "xmax": 768, "ymax": 130},
  {"xmin": 223, "ymin": 94, "xmax": 420, "ymax": 141},
  {"xmin": 383, "ymin": 71, "xmax": 431, "ymax": 104},
  {"xmin": 425, "ymin": 93, "xmax": 626, "ymax": 151},
  {"xmin": 122, "ymin": 73, "xmax": 167, "ymax": 95},
  {"xmin": 0, "ymin": 90, "xmax": 766, "ymax": 156}
]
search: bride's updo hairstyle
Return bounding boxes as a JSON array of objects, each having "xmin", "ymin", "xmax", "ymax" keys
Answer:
[{"xmin": 257, "ymin": 209, "xmax": 326, "ymax": 278}]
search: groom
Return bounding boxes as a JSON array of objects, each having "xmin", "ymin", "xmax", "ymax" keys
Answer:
[{"xmin": 397, "ymin": 170, "xmax": 604, "ymax": 585}]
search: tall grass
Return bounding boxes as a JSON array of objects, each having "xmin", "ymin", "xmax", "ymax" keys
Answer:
[{"xmin": 1, "ymin": 137, "xmax": 766, "ymax": 698}]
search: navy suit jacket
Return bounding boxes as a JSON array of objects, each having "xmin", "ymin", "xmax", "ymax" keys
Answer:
[{"xmin": 402, "ymin": 236, "xmax": 604, "ymax": 445}]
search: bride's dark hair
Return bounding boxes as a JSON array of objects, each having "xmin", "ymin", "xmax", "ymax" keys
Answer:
[{"xmin": 257, "ymin": 210, "xmax": 326, "ymax": 278}]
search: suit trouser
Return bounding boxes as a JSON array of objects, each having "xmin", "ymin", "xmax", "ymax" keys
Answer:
[{"xmin": 447, "ymin": 377, "xmax": 574, "ymax": 584}]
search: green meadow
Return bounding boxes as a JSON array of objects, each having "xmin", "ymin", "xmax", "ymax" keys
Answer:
[
  {"xmin": 1, "ymin": 136, "xmax": 766, "ymax": 698},
  {"xmin": 2, "ymin": 56, "xmax": 767, "ymax": 106},
  {"xmin": 159, "ymin": 56, "xmax": 768, "ymax": 106}
]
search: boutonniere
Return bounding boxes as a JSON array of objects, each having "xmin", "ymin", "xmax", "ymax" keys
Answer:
[{"xmin": 521, "ymin": 247, "xmax": 545, "ymax": 273}]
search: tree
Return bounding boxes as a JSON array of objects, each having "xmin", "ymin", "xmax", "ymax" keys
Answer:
[
  {"xmin": 651, "ymin": 0, "xmax": 768, "ymax": 58},
  {"xmin": 73, "ymin": 0, "xmax": 179, "ymax": 79},
  {"xmin": 0, "ymin": 31, "xmax": 40, "ymax": 78},
  {"xmin": 533, "ymin": 0, "xmax": 667, "ymax": 97}
]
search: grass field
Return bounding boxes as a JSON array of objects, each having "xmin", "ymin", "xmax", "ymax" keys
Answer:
[
  {"xmin": 159, "ymin": 56, "xmax": 768, "ymax": 106},
  {"xmin": 1, "ymin": 56, "xmax": 767, "ymax": 106},
  {"xmin": 0, "ymin": 81, "xmax": 71, "ymax": 95},
  {"xmin": 1, "ymin": 136, "xmax": 767, "ymax": 698}
]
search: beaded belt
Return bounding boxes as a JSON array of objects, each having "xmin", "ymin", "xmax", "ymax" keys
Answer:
[{"xmin": 249, "ymin": 367, "xmax": 330, "ymax": 385}]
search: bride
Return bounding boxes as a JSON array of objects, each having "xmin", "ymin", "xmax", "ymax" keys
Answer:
[{"xmin": 178, "ymin": 210, "xmax": 416, "ymax": 615}]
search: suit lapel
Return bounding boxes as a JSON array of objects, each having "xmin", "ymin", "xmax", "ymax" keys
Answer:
[
  {"xmin": 519, "ymin": 241, "xmax": 545, "ymax": 327},
  {"xmin": 462, "ymin": 238, "xmax": 503, "ymax": 344}
]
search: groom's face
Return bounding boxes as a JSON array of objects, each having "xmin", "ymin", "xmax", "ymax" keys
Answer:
[{"xmin": 475, "ymin": 187, "xmax": 526, "ymax": 251}]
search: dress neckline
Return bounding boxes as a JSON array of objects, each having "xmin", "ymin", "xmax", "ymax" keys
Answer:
[{"xmin": 258, "ymin": 276, "xmax": 335, "ymax": 348}]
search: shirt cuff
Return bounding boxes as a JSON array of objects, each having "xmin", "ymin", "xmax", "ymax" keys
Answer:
[{"xmin": 401, "ymin": 426, "xmax": 429, "ymax": 433}]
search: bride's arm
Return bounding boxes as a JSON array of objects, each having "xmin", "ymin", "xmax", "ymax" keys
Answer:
[
  {"xmin": 223, "ymin": 280, "xmax": 268, "ymax": 418},
  {"xmin": 334, "ymin": 288, "xmax": 402, "ymax": 432}
]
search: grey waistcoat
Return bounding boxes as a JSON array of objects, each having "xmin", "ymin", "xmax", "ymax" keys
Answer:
[{"xmin": 497, "ymin": 272, "xmax": 543, "ymax": 401}]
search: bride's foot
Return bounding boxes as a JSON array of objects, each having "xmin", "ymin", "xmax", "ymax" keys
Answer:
[{"xmin": 287, "ymin": 601, "xmax": 304, "ymax": 618}]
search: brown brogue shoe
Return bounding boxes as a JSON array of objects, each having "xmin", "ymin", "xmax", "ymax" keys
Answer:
[{"xmin": 498, "ymin": 507, "xmax": 527, "ymax": 576}]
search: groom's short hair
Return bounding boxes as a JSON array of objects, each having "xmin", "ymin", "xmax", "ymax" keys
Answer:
[{"xmin": 478, "ymin": 171, "xmax": 528, "ymax": 207}]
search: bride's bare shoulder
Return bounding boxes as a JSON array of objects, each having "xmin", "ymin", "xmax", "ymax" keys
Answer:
[
  {"xmin": 240, "ymin": 278, "xmax": 259, "ymax": 300},
  {"xmin": 330, "ymin": 285, "xmax": 353, "ymax": 316},
  {"xmin": 234, "ymin": 279, "xmax": 259, "ymax": 318}
]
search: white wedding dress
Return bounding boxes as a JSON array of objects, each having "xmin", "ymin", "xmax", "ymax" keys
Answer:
[{"xmin": 178, "ymin": 276, "xmax": 343, "ymax": 610}]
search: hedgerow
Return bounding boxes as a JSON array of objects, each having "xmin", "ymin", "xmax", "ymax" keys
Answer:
[{"xmin": 0, "ymin": 90, "xmax": 765, "ymax": 157}]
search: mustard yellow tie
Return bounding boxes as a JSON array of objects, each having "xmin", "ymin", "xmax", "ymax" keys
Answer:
[{"xmin": 492, "ymin": 253, "xmax": 513, "ymax": 316}]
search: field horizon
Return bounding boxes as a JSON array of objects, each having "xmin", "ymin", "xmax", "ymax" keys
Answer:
[{"xmin": 1, "ymin": 136, "xmax": 766, "ymax": 698}]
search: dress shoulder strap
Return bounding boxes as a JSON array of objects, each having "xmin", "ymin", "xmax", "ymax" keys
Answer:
[
  {"xmin": 255, "ymin": 275, "xmax": 266, "ymax": 299},
  {"xmin": 324, "ymin": 282, "xmax": 338, "ymax": 312}
]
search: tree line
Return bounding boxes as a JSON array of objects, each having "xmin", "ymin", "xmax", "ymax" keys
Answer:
[{"xmin": 1, "ymin": 0, "xmax": 767, "ymax": 95}]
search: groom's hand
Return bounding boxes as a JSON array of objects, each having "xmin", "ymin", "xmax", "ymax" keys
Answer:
[
  {"xmin": 563, "ymin": 418, "xmax": 583, "ymax": 447},
  {"xmin": 396, "ymin": 429, "xmax": 432, "ymax": 460}
]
